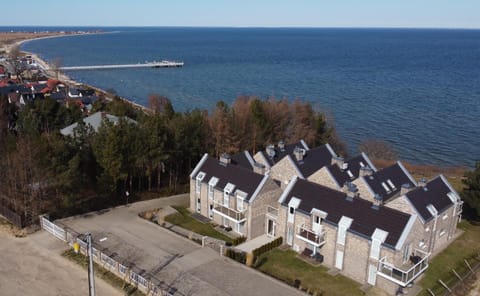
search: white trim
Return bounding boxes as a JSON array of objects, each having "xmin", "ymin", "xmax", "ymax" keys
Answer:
[
  {"xmin": 337, "ymin": 216, "xmax": 353, "ymax": 245},
  {"xmin": 249, "ymin": 174, "xmax": 269, "ymax": 203},
  {"xmin": 190, "ymin": 153, "xmax": 209, "ymax": 178},
  {"xmin": 300, "ymin": 139, "xmax": 310, "ymax": 150},
  {"xmin": 426, "ymin": 204, "xmax": 438, "ymax": 217},
  {"xmin": 288, "ymin": 197, "xmax": 302, "ymax": 209},
  {"xmin": 440, "ymin": 174, "xmax": 461, "ymax": 201},
  {"xmin": 311, "ymin": 208, "xmax": 328, "ymax": 219},
  {"xmin": 208, "ymin": 176, "xmax": 219, "ymax": 187},
  {"xmin": 397, "ymin": 161, "xmax": 418, "ymax": 187},
  {"xmin": 362, "ymin": 152, "xmax": 377, "ymax": 172},
  {"xmin": 325, "ymin": 143, "xmax": 337, "ymax": 157},
  {"xmin": 244, "ymin": 151, "xmax": 255, "ymax": 167},
  {"xmin": 395, "ymin": 214, "xmax": 417, "ymax": 250},
  {"xmin": 278, "ymin": 176, "xmax": 298, "ymax": 204},
  {"xmin": 372, "ymin": 228, "xmax": 389, "ymax": 242},
  {"xmin": 287, "ymin": 154, "xmax": 305, "ymax": 179}
]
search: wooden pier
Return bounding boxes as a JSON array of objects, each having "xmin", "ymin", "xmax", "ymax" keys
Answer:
[{"xmin": 59, "ymin": 60, "xmax": 184, "ymax": 71}]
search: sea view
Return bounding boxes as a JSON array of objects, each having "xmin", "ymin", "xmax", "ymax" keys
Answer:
[{"xmin": 18, "ymin": 27, "xmax": 480, "ymax": 167}]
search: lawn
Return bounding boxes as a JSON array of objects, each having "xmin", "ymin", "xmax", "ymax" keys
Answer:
[
  {"xmin": 255, "ymin": 249, "xmax": 365, "ymax": 296},
  {"xmin": 62, "ymin": 249, "xmax": 145, "ymax": 296},
  {"xmin": 165, "ymin": 206, "xmax": 233, "ymax": 243},
  {"xmin": 417, "ymin": 221, "xmax": 480, "ymax": 295}
]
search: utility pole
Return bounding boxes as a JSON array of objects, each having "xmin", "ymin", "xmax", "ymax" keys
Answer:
[{"xmin": 87, "ymin": 233, "xmax": 96, "ymax": 296}]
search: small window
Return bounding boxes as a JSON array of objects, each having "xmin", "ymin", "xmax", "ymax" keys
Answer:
[
  {"xmin": 381, "ymin": 182, "xmax": 391, "ymax": 193},
  {"xmin": 442, "ymin": 214, "xmax": 448, "ymax": 220},
  {"xmin": 387, "ymin": 179, "xmax": 396, "ymax": 190},
  {"xmin": 290, "ymin": 207, "xmax": 295, "ymax": 214},
  {"xmin": 237, "ymin": 197, "xmax": 243, "ymax": 211},
  {"xmin": 439, "ymin": 229, "xmax": 446, "ymax": 237},
  {"xmin": 347, "ymin": 170, "xmax": 354, "ymax": 178},
  {"xmin": 425, "ymin": 227, "xmax": 430, "ymax": 232},
  {"xmin": 315, "ymin": 216, "xmax": 320, "ymax": 224},
  {"xmin": 359, "ymin": 161, "xmax": 365, "ymax": 167}
]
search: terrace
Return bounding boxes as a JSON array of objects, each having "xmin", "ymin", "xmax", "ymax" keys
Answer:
[{"xmin": 377, "ymin": 249, "xmax": 430, "ymax": 287}]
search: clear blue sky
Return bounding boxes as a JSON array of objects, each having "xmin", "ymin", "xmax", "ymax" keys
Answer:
[{"xmin": 2, "ymin": 0, "xmax": 479, "ymax": 28}]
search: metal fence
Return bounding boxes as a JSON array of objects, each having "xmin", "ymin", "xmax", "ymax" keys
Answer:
[{"xmin": 40, "ymin": 215, "xmax": 185, "ymax": 296}]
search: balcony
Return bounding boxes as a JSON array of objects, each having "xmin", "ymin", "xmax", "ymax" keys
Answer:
[
  {"xmin": 377, "ymin": 249, "xmax": 430, "ymax": 287},
  {"xmin": 213, "ymin": 204, "xmax": 246, "ymax": 223},
  {"xmin": 296, "ymin": 226, "xmax": 326, "ymax": 247}
]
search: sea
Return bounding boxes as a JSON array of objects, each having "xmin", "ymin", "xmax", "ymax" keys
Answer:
[{"xmin": 8, "ymin": 27, "xmax": 480, "ymax": 167}]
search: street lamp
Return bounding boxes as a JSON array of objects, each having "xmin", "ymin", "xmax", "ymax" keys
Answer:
[{"xmin": 86, "ymin": 233, "xmax": 96, "ymax": 296}]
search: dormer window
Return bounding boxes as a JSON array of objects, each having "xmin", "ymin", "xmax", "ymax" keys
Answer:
[
  {"xmin": 196, "ymin": 172, "xmax": 206, "ymax": 193},
  {"xmin": 236, "ymin": 190, "xmax": 247, "ymax": 211},
  {"xmin": 224, "ymin": 183, "xmax": 235, "ymax": 207},
  {"xmin": 347, "ymin": 170, "xmax": 354, "ymax": 179},
  {"xmin": 359, "ymin": 161, "xmax": 365, "ymax": 168},
  {"xmin": 208, "ymin": 177, "xmax": 219, "ymax": 200}
]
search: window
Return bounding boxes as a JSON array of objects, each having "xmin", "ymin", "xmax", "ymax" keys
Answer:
[
  {"xmin": 208, "ymin": 184, "xmax": 214, "ymax": 199},
  {"xmin": 381, "ymin": 182, "xmax": 391, "ymax": 193},
  {"xmin": 347, "ymin": 170, "xmax": 354, "ymax": 178},
  {"xmin": 386, "ymin": 179, "xmax": 396, "ymax": 190},
  {"xmin": 196, "ymin": 172, "xmax": 205, "ymax": 193},
  {"xmin": 290, "ymin": 207, "xmax": 295, "ymax": 214},
  {"xmin": 402, "ymin": 243, "xmax": 411, "ymax": 263},
  {"xmin": 418, "ymin": 239, "xmax": 425, "ymax": 248},
  {"xmin": 208, "ymin": 177, "xmax": 218, "ymax": 200},
  {"xmin": 315, "ymin": 216, "xmax": 320, "ymax": 224},
  {"xmin": 439, "ymin": 229, "xmax": 446, "ymax": 237},
  {"xmin": 237, "ymin": 197, "xmax": 243, "ymax": 211},
  {"xmin": 359, "ymin": 161, "xmax": 365, "ymax": 167},
  {"xmin": 370, "ymin": 239, "xmax": 381, "ymax": 260},
  {"xmin": 442, "ymin": 214, "xmax": 448, "ymax": 220},
  {"xmin": 425, "ymin": 227, "xmax": 430, "ymax": 232},
  {"xmin": 337, "ymin": 226, "xmax": 347, "ymax": 245},
  {"xmin": 209, "ymin": 204, "xmax": 214, "ymax": 218},
  {"xmin": 223, "ymin": 191, "xmax": 229, "ymax": 207}
]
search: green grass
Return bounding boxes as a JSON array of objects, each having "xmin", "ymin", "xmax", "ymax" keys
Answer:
[
  {"xmin": 165, "ymin": 206, "xmax": 233, "ymax": 243},
  {"xmin": 62, "ymin": 249, "xmax": 145, "ymax": 296},
  {"xmin": 255, "ymin": 249, "xmax": 364, "ymax": 296},
  {"xmin": 417, "ymin": 221, "xmax": 480, "ymax": 295}
]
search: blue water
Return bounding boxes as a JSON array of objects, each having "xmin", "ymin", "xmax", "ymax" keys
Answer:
[{"xmin": 16, "ymin": 27, "xmax": 480, "ymax": 167}]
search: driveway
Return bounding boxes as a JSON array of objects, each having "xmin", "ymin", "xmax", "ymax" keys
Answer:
[{"xmin": 57, "ymin": 194, "xmax": 304, "ymax": 296}]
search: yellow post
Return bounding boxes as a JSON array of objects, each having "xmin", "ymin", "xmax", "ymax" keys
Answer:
[{"xmin": 73, "ymin": 242, "xmax": 80, "ymax": 253}]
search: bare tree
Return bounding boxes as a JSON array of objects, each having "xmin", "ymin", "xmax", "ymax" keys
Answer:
[
  {"xmin": 358, "ymin": 139, "xmax": 398, "ymax": 161},
  {"xmin": 7, "ymin": 44, "xmax": 26, "ymax": 82},
  {"xmin": 50, "ymin": 57, "xmax": 63, "ymax": 80}
]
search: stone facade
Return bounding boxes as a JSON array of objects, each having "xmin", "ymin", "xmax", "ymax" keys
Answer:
[{"xmin": 307, "ymin": 167, "xmax": 340, "ymax": 190}]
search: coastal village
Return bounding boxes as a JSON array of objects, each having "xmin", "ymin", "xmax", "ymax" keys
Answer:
[{"xmin": 0, "ymin": 31, "xmax": 479, "ymax": 296}]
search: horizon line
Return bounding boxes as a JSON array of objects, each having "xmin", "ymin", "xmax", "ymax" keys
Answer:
[{"xmin": 1, "ymin": 25, "xmax": 480, "ymax": 30}]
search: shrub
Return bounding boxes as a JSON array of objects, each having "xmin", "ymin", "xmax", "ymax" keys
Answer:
[
  {"xmin": 226, "ymin": 248, "xmax": 247, "ymax": 264},
  {"xmin": 252, "ymin": 237, "xmax": 283, "ymax": 258},
  {"xmin": 232, "ymin": 236, "xmax": 247, "ymax": 246}
]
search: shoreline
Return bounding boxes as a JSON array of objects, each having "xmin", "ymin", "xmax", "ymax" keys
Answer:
[{"xmin": 13, "ymin": 31, "xmax": 150, "ymax": 113}]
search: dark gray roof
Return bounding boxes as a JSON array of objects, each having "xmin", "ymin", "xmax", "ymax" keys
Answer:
[
  {"xmin": 194, "ymin": 156, "xmax": 266, "ymax": 202},
  {"xmin": 406, "ymin": 176, "xmax": 456, "ymax": 222},
  {"xmin": 260, "ymin": 141, "xmax": 305, "ymax": 166},
  {"xmin": 230, "ymin": 151, "xmax": 254, "ymax": 170},
  {"xmin": 291, "ymin": 145, "xmax": 336, "ymax": 177},
  {"xmin": 282, "ymin": 178, "xmax": 411, "ymax": 247},
  {"xmin": 328, "ymin": 154, "xmax": 373, "ymax": 187},
  {"xmin": 365, "ymin": 162, "xmax": 416, "ymax": 202}
]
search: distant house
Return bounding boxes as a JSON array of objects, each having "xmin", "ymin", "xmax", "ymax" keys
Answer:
[{"xmin": 60, "ymin": 111, "xmax": 137, "ymax": 136}]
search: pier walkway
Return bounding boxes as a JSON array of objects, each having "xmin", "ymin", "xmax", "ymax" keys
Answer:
[{"xmin": 59, "ymin": 60, "xmax": 184, "ymax": 71}]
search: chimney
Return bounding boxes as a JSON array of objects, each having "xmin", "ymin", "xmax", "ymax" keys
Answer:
[
  {"xmin": 332, "ymin": 155, "xmax": 344, "ymax": 168},
  {"xmin": 253, "ymin": 162, "xmax": 266, "ymax": 175},
  {"xmin": 400, "ymin": 183, "xmax": 412, "ymax": 195},
  {"xmin": 372, "ymin": 194, "xmax": 383, "ymax": 210},
  {"xmin": 418, "ymin": 177, "xmax": 428, "ymax": 187},
  {"xmin": 278, "ymin": 140, "xmax": 285, "ymax": 152},
  {"xmin": 293, "ymin": 146, "xmax": 306, "ymax": 162},
  {"xmin": 219, "ymin": 153, "xmax": 231, "ymax": 166},
  {"xmin": 266, "ymin": 144, "xmax": 276, "ymax": 159},
  {"xmin": 345, "ymin": 182, "xmax": 358, "ymax": 201},
  {"xmin": 359, "ymin": 166, "xmax": 373, "ymax": 177}
]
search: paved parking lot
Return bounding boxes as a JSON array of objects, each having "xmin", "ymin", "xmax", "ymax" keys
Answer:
[{"xmin": 58, "ymin": 194, "xmax": 304, "ymax": 296}]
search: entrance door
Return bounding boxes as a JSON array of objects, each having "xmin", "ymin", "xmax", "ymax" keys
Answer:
[
  {"xmin": 267, "ymin": 219, "xmax": 276, "ymax": 237},
  {"xmin": 335, "ymin": 250, "xmax": 344, "ymax": 270},
  {"xmin": 367, "ymin": 264, "xmax": 377, "ymax": 285}
]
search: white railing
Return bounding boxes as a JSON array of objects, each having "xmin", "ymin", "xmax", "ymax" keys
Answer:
[
  {"xmin": 296, "ymin": 225, "xmax": 326, "ymax": 247},
  {"xmin": 212, "ymin": 201, "xmax": 246, "ymax": 222},
  {"xmin": 377, "ymin": 249, "xmax": 430, "ymax": 286}
]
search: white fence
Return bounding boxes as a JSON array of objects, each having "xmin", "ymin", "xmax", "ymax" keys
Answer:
[{"xmin": 40, "ymin": 215, "xmax": 183, "ymax": 296}]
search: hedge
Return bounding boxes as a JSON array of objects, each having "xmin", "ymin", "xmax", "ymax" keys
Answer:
[
  {"xmin": 226, "ymin": 248, "xmax": 247, "ymax": 264},
  {"xmin": 252, "ymin": 237, "xmax": 283, "ymax": 258}
]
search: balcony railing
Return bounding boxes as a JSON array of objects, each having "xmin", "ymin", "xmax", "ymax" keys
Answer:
[
  {"xmin": 213, "ymin": 204, "xmax": 246, "ymax": 222},
  {"xmin": 377, "ymin": 249, "xmax": 430, "ymax": 287},
  {"xmin": 296, "ymin": 226, "xmax": 326, "ymax": 247}
]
